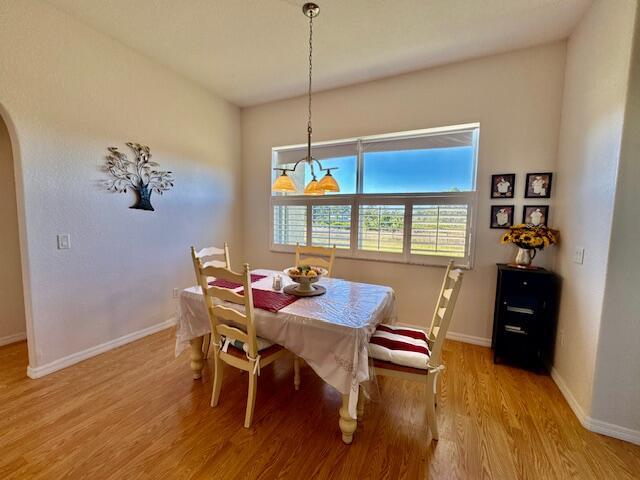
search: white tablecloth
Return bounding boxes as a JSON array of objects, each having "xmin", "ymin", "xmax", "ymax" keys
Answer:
[{"xmin": 175, "ymin": 269, "xmax": 396, "ymax": 417}]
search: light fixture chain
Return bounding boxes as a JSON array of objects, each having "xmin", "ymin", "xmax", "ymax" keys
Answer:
[
  {"xmin": 307, "ymin": 12, "xmax": 313, "ymax": 136},
  {"xmin": 272, "ymin": 4, "xmax": 339, "ymax": 194}
]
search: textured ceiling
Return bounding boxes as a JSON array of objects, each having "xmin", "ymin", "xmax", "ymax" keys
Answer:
[{"xmin": 44, "ymin": 0, "xmax": 591, "ymax": 106}]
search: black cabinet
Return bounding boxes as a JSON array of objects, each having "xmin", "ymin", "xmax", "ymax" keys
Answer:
[{"xmin": 492, "ymin": 264, "xmax": 559, "ymax": 372}]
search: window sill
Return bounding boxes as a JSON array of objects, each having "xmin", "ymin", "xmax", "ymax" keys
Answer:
[{"xmin": 269, "ymin": 247, "xmax": 472, "ymax": 270}]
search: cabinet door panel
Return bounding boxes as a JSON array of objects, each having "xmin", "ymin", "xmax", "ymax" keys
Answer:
[{"xmin": 501, "ymin": 271, "xmax": 547, "ymax": 296}]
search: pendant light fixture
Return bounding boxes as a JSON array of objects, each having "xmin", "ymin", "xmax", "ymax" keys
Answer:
[{"xmin": 272, "ymin": 3, "xmax": 340, "ymax": 195}]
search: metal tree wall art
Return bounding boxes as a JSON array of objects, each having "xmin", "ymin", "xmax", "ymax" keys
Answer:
[{"xmin": 104, "ymin": 143, "xmax": 174, "ymax": 211}]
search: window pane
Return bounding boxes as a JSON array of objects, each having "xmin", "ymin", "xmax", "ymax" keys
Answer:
[
  {"xmin": 312, "ymin": 205, "xmax": 351, "ymax": 249},
  {"xmin": 362, "ymin": 130, "xmax": 476, "ymax": 194},
  {"xmin": 411, "ymin": 205, "xmax": 468, "ymax": 257},
  {"xmin": 273, "ymin": 143, "xmax": 357, "ymax": 195},
  {"xmin": 273, "ymin": 205, "xmax": 307, "ymax": 245},
  {"xmin": 358, "ymin": 205, "xmax": 404, "ymax": 253},
  {"xmin": 304, "ymin": 156, "xmax": 357, "ymax": 195}
]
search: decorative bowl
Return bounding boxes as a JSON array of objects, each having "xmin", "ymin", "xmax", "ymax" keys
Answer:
[{"xmin": 284, "ymin": 265, "xmax": 328, "ymax": 294}]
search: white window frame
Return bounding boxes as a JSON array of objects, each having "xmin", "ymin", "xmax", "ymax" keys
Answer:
[{"xmin": 270, "ymin": 123, "xmax": 480, "ymax": 269}]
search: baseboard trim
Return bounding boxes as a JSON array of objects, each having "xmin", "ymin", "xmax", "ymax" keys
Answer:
[
  {"xmin": 445, "ymin": 331, "xmax": 492, "ymax": 347},
  {"xmin": 550, "ymin": 367, "xmax": 589, "ymax": 422},
  {"xmin": 586, "ymin": 417, "xmax": 640, "ymax": 445},
  {"xmin": 26, "ymin": 318, "xmax": 176, "ymax": 379},
  {"xmin": 396, "ymin": 323, "xmax": 492, "ymax": 347},
  {"xmin": 0, "ymin": 332, "xmax": 27, "ymax": 347},
  {"xmin": 551, "ymin": 367, "xmax": 640, "ymax": 446}
]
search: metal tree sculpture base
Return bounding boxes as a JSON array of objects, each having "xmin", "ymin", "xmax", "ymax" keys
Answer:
[{"xmin": 130, "ymin": 186, "xmax": 154, "ymax": 211}]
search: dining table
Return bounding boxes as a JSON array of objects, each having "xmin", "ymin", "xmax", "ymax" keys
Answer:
[{"xmin": 174, "ymin": 268, "xmax": 396, "ymax": 444}]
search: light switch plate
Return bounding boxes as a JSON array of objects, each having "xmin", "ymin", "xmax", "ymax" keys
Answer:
[
  {"xmin": 573, "ymin": 247, "xmax": 584, "ymax": 264},
  {"xmin": 57, "ymin": 234, "xmax": 71, "ymax": 250}
]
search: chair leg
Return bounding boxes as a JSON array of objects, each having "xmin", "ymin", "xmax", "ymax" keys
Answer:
[
  {"xmin": 211, "ymin": 351, "xmax": 224, "ymax": 407},
  {"xmin": 244, "ymin": 371, "xmax": 258, "ymax": 428},
  {"xmin": 293, "ymin": 357, "xmax": 301, "ymax": 391},
  {"xmin": 426, "ymin": 376, "xmax": 439, "ymax": 440},
  {"xmin": 202, "ymin": 333, "xmax": 211, "ymax": 359}
]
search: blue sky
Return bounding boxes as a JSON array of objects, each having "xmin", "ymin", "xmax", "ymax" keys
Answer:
[{"xmin": 302, "ymin": 146, "xmax": 475, "ymax": 194}]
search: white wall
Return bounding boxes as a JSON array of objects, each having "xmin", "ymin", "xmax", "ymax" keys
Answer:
[
  {"xmin": 552, "ymin": 0, "xmax": 636, "ymax": 418},
  {"xmin": 591, "ymin": 3, "xmax": 640, "ymax": 436},
  {"xmin": 242, "ymin": 43, "xmax": 566, "ymax": 342},
  {"xmin": 0, "ymin": 116, "xmax": 26, "ymax": 346},
  {"xmin": 0, "ymin": 0, "xmax": 242, "ymax": 369}
]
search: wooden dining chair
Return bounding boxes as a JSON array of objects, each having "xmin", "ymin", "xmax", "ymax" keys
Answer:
[
  {"xmin": 295, "ymin": 244, "xmax": 337, "ymax": 277},
  {"xmin": 191, "ymin": 243, "xmax": 231, "ymax": 270},
  {"xmin": 191, "ymin": 243, "xmax": 231, "ymax": 358},
  {"xmin": 369, "ymin": 261, "xmax": 464, "ymax": 441},
  {"xmin": 192, "ymin": 260, "xmax": 290, "ymax": 428}
]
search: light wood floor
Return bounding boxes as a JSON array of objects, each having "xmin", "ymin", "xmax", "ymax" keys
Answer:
[{"xmin": 1, "ymin": 329, "xmax": 639, "ymax": 479}]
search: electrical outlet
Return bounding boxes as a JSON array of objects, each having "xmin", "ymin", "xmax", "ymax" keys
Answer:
[
  {"xmin": 173, "ymin": 288, "xmax": 179, "ymax": 299},
  {"xmin": 573, "ymin": 247, "xmax": 585, "ymax": 264},
  {"xmin": 57, "ymin": 234, "xmax": 71, "ymax": 250}
]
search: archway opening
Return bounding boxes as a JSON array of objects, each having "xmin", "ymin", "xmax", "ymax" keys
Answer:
[{"xmin": 0, "ymin": 113, "xmax": 27, "ymax": 366}]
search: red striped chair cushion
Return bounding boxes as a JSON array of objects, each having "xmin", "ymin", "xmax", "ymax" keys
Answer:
[{"xmin": 368, "ymin": 324, "xmax": 431, "ymax": 370}]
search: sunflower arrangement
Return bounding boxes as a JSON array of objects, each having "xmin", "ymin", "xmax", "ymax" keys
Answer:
[{"xmin": 500, "ymin": 224, "xmax": 559, "ymax": 250}]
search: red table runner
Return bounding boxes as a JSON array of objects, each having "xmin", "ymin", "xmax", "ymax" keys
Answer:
[
  {"xmin": 236, "ymin": 289, "xmax": 299, "ymax": 313},
  {"xmin": 209, "ymin": 274, "xmax": 267, "ymax": 290}
]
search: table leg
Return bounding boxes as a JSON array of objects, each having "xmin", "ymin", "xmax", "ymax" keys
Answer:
[
  {"xmin": 293, "ymin": 357, "xmax": 301, "ymax": 391},
  {"xmin": 357, "ymin": 388, "xmax": 365, "ymax": 419},
  {"xmin": 339, "ymin": 394, "xmax": 357, "ymax": 444},
  {"xmin": 189, "ymin": 336, "xmax": 204, "ymax": 380}
]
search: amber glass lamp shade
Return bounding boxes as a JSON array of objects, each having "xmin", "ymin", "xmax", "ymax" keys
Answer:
[
  {"xmin": 304, "ymin": 177, "xmax": 325, "ymax": 195},
  {"xmin": 272, "ymin": 171, "xmax": 297, "ymax": 193},
  {"xmin": 318, "ymin": 172, "xmax": 340, "ymax": 192}
]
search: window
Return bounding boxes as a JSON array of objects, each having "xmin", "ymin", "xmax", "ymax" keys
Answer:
[
  {"xmin": 271, "ymin": 124, "xmax": 479, "ymax": 267},
  {"xmin": 312, "ymin": 205, "xmax": 351, "ymax": 249},
  {"xmin": 358, "ymin": 205, "xmax": 404, "ymax": 254},
  {"xmin": 362, "ymin": 135, "xmax": 475, "ymax": 194},
  {"xmin": 273, "ymin": 142, "xmax": 357, "ymax": 195},
  {"xmin": 411, "ymin": 205, "xmax": 468, "ymax": 258},
  {"xmin": 273, "ymin": 205, "xmax": 307, "ymax": 246}
]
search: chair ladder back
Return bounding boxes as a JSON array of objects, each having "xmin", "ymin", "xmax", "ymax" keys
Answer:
[
  {"xmin": 214, "ymin": 317, "xmax": 250, "ymax": 345},
  {"xmin": 295, "ymin": 243, "xmax": 336, "ymax": 277},
  {"xmin": 428, "ymin": 261, "xmax": 454, "ymax": 338},
  {"xmin": 428, "ymin": 267, "xmax": 464, "ymax": 366},
  {"xmin": 191, "ymin": 247, "xmax": 209, "ymax": 296},
  {"xmin": 194, "ymin": 260, "xmax": 258, "ymax": 358},
  {"xmin": 206, "ymin": 285, "xmax": 245, "ymax": 305},
  {"xmin": 191, "ymin": 243, "xmax": 231, "ymax": 271},
  {"xmin": 239, "ymin": 263, "xmax": 257, "ymax": 357},
  {"xmin": 223, "ymin": 243, "xmax": 231, "ymax": 268}
]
